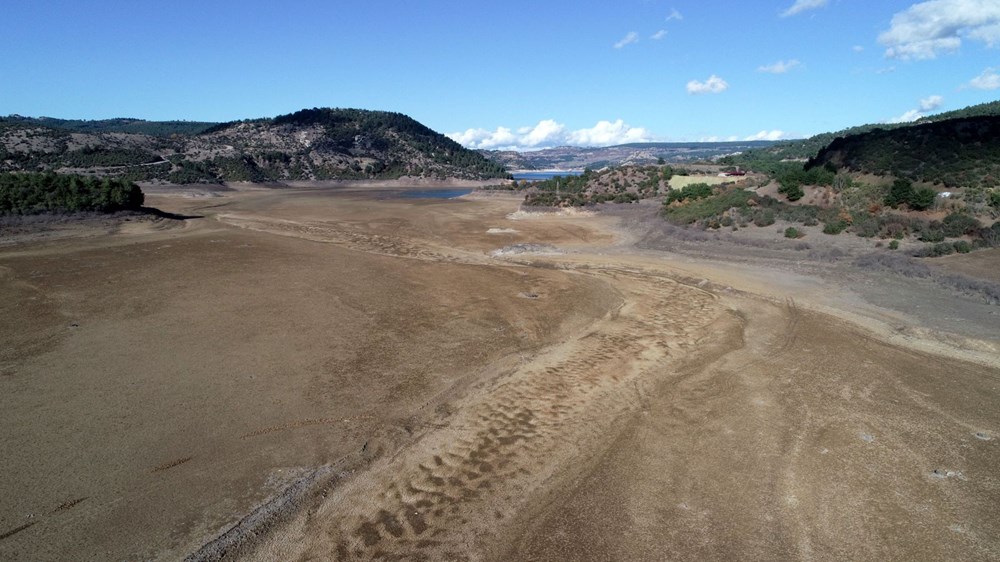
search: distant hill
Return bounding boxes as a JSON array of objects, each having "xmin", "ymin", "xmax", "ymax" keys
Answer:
[
  {"xmin": 0, "ymin": 108, "xmax": 509, "ymax": 183},
  {"xmin": 806, "ymin": 115, "xmax": 1000, "ymax": 188},
  {"xmin": 482, "ymin": 140, "xmax": 777, "ymax": 171},
  {"xmin": 1, "ymin": 116, "xmax": 218, "ymax": 137}
]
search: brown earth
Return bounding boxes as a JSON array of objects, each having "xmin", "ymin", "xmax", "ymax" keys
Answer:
[{"xmin": 0, "ymin": 186, "xmax": 997, "ymax": 561}]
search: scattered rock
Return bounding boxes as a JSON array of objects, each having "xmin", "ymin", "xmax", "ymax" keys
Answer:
[
  {"xmin": 490, "ymin": 244, "xmax": 562, "ymax": 257},
  {"xmin": 860, "ymin": 432, "xmax": 875, "ymax": 443},
  {"xmin": 929, "ymin": 469, "xmax": 967, "ymax": 481},
  {"xmin": 487, "ymin": 228, "xmax": 518, "ymax": 234}
]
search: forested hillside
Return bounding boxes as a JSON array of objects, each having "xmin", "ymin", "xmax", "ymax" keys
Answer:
[
  {"xmin": 1, "ymin": 116, "xmax": 218, "ymax": 137},
  {"xmin": 806, "ymin": 116, "xmax": 1000, "ymax": 188}
]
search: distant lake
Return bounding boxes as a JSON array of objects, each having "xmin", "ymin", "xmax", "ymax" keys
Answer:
[
  {"xmin": 512, "ymin": 171, "xmax": 585, "ymax": 181},
  {"xmin": 398, "ymin": 188, "xmax": 473, "ymax": 199}
]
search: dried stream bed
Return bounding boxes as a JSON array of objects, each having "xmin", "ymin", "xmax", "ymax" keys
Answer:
[{"xmin": 0, "ymin": 187, "xmax": 998, "ymax": 561}]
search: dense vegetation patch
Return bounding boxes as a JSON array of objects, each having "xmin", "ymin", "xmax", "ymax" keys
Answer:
[
  {"xmin": 522, "ymin": 165, "xmax": 683, "ymax": 206},
  {"xmin": 662, "ymin": 187, "xmax": 756, "ymax": 225},
  {"xmin": 806, "ymin": 116, "xmax": 1000, "ymax": 189},
  {"xmin": 0, "ymin": 172, "xmax": 144, "ymax": 215}
]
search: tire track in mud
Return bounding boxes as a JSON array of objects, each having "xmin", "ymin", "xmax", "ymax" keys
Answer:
[
  {"xmin": 215, "ymin": 214, "xmax": 470, "ymax": 264},
  {"xmin": 242, "ymin": 268, "xmax": 725, "ymax": 561}
]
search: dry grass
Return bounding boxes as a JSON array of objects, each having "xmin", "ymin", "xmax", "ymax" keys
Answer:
[{"xmin": 668, "ymin": 175, "xmax": 734, "ymax": 189}]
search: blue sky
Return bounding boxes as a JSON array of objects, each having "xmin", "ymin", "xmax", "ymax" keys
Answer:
[{"xmin": 2, "ymin": 0, "xmax": 999, "ymax": 149}]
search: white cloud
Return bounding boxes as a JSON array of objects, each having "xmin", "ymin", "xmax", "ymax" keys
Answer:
[
  {"xmin": 853, "ymin": 45, "xmax": 865, "ymax": 53},
  {"xmin": 686, "ymin": 75, "xmax": 729, "ymax": 94},
  {"xmin": 520, "ymin": 119, "xmax": 566, "ymax": 147},
  {"xmin": 651, "ymin": 29, "xmax": 668, "ymax": 40},
  {"xmin": 745, "ymin": 130, "xmax": 788, "ymax": 141},
  {"xmin": 614, "ymin": 31, "xmax": 639, "ymax": 49},
  {"xmin": 886, "ymin": 95, "xmax": 945, "ymax": 123},
  {"xmin": 919, "ymin": 95, "xmax": 944, "ymax": 112},
  {"xmin": 967, "ymin": 67, "xmax": 1000, "ymax": 89},
  {"xmin": 447, "ymin": 127, "xmax": 519, "ymax": 150},
  {"xmin": 666, "ymin": 8, "xmax": 684, "ymax": 21},
  {"xmin": 879, "ymin": 0, "xmax": 1000, "ymax": 60},
  {"xmin": 568, "ymin": 120, "xmax": 654, "ymax": 146},
  {"xmin": 781, "ymin": 0, "xmax": 828, "ymax": 18},
  {"xmin": 888, "ymin": 109, "xmax": 924, "ymax": 123},
  {"xmin": 448, "ymin": 119, "xmax": 654, "ymax": 151},
  {"xmin": 758, "ymin": 59, "xmax": 801, "ymax": 73}
]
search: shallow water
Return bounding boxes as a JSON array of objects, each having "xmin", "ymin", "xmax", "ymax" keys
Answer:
[
  {"xmin": 398, "ymin": 188, "xmax": 473, "ymax": 199},
  {"xmin": 513, "ymin": 171, "xmax": 584, "ymax": 181}
]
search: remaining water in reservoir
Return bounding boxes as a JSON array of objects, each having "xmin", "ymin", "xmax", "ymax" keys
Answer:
[
  {"xmin": 399, "ymin": 189, "xmax": 473, "ymax": 199},
  {"xmin": 512, "ymin": 171, "xmax": 585, "ymax": 181}
]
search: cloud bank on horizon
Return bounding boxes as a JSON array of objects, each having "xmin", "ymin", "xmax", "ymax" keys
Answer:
[
  {"xmin": 448, "ymin": 119, "xmax": 656, "ymax": 151},
  {"xmin": 448, "ymin": 120, "xmax": 793, "ymax": 151}
]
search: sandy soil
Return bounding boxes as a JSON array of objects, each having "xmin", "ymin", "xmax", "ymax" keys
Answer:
[{"xmin": 1, "ymin": 185, "xmax": 997, "ymax": 561}]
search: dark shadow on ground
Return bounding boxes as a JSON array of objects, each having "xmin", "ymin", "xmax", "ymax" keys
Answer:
[{"xmin": 139, "ymin": 207, "xmax": 204, "ymax": 220}]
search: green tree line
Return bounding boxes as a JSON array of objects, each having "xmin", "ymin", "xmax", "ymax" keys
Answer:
[{"xmin": 0, "ymin": 172, "xmax": 144, "ymax": 215}]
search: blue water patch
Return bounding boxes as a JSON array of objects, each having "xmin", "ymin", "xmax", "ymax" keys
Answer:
[
  {"xmin": 512, "ymin": 171, "xmax": 584, "ymax": 181},
  {"xmin": 399, "ymin": 188, "xmax": 473, "ymax": 199}
]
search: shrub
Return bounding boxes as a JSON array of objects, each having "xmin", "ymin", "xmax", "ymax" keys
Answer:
[
  {"xmin": 889, "ymin": 240, "xmax": 899, "ymax": 250},
  {"xmin": 953, "ymin": 240, "xmax": 973, "ymax": 253},
  {"xmin": 885, "ymin": 179, "xmax": 915, "ymax": 208},
  {"xmin": 851, "ymin": 215, "xmax": 880, "ymax": 238},
  {"xmin": 916, "ymin": 242, "xmax": 956, "ymax": 257},
  {"xmin": 854, "ymin": 252, "xmax": 932, "ymax": 277},
  {"xmin": 784, "ymin": 227, "xmax": 801, "ymax": 238},
  {"xmin": 778, "ymin": 182, "xmax": 805, "ymax": 201},
  {"xmin": 990, "ymin": 190, "xmax": 1000, "ymax": 209},
  {"xmin": 917, "ymin": 224, "xmax": 946, "ymax": 242},
  {"xmin": 753, "ymin": 209, "xmax": 776, "ymax": 227},
  {"xmin": 941, "ymin": 212, "xmax": 982, "ymax": 237},
  {"xmin": 823, "ymin": 220, "xmax": 848, "ymax": 235},
  {"xmin": 910, "ymin": 187, "xmax": 937, "ymax": 210},
  {"xmin": 979, "ymin": 222, "xmax": 1000, "ymax": 247},
  {"xmin": 665, "ymin": 182, "xmax": 713, "ymax": 204}
]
